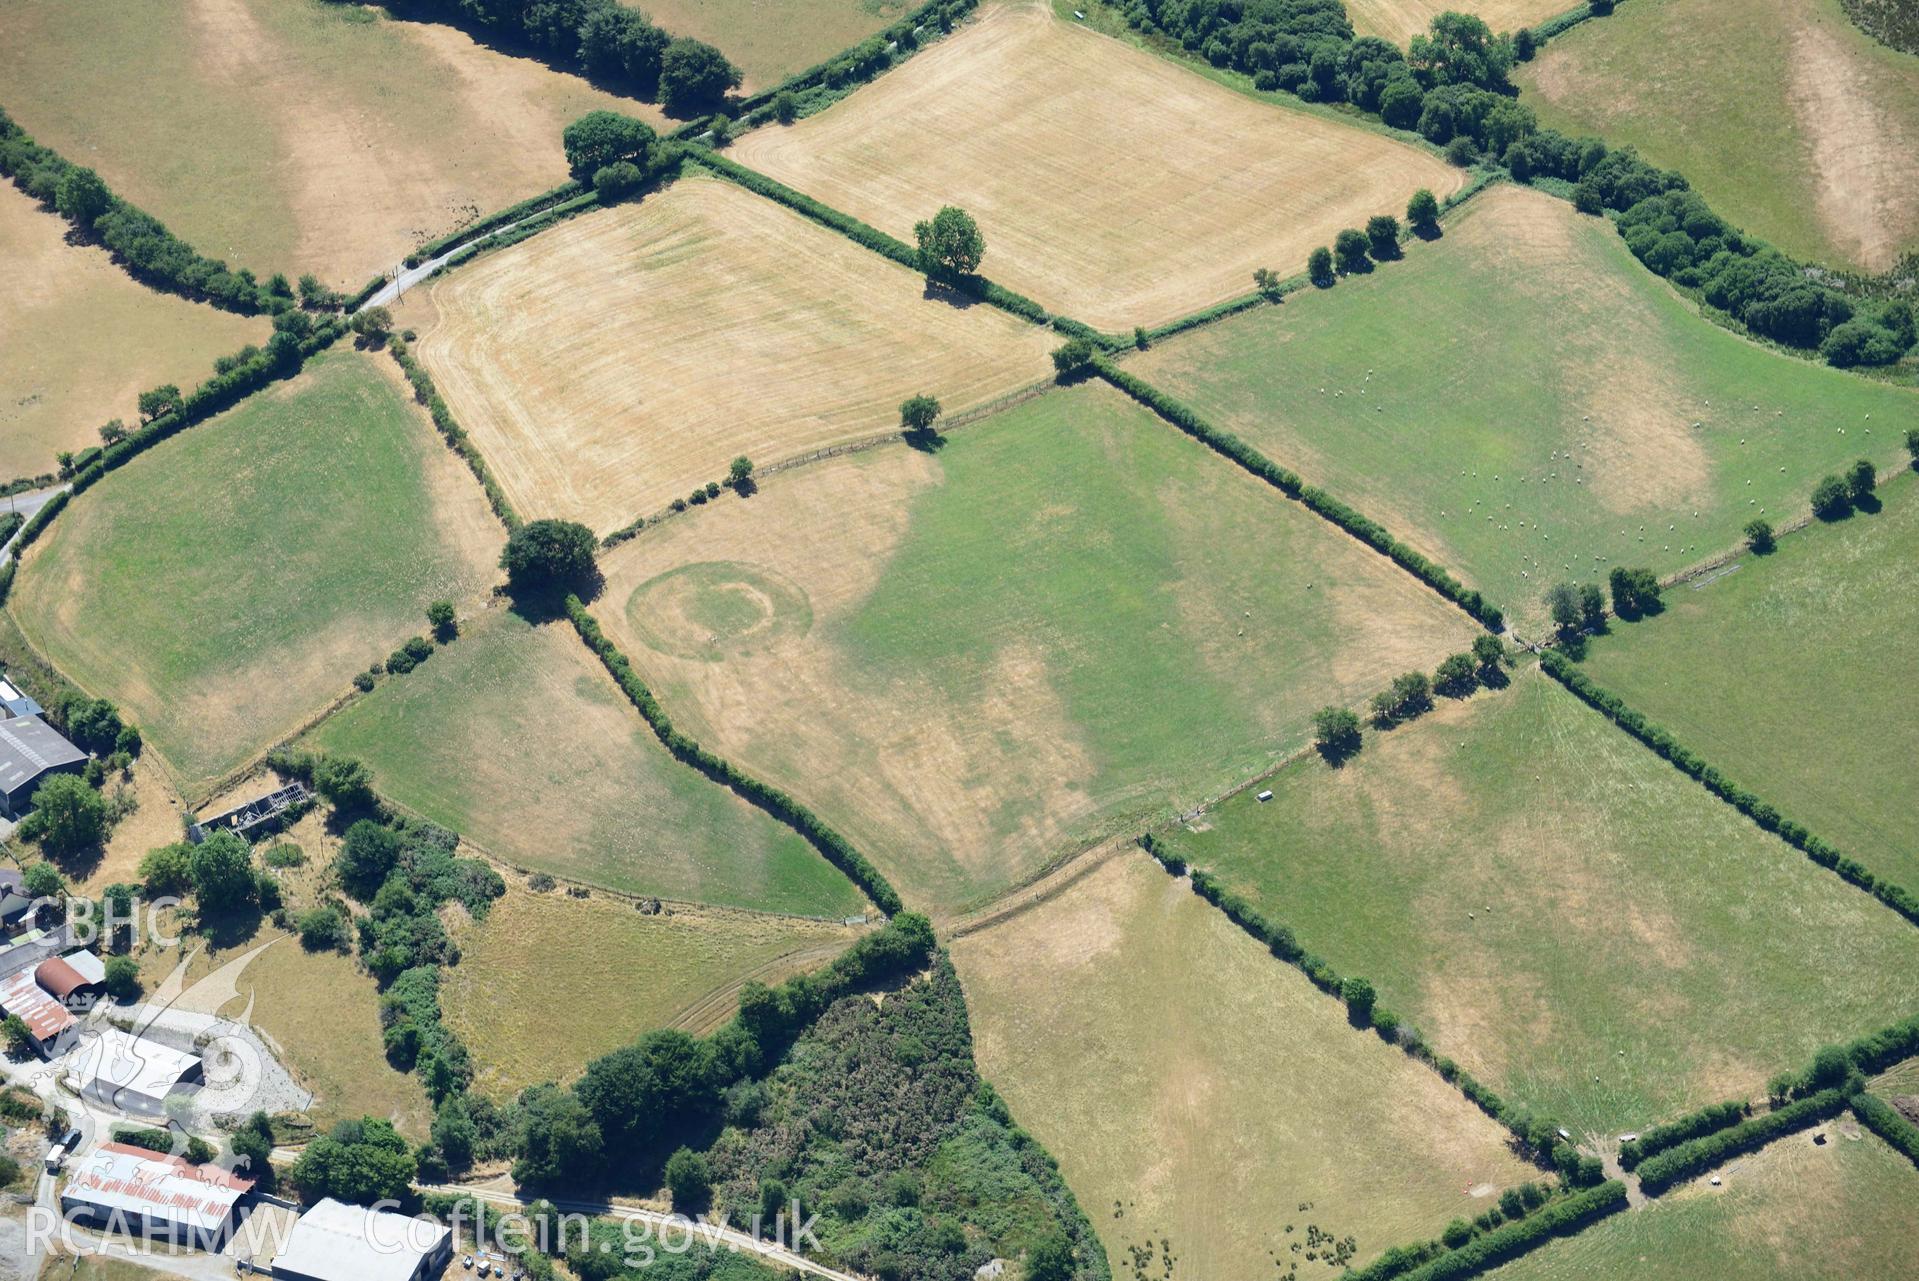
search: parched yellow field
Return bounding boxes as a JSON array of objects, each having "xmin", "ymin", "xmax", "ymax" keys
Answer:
[
  {"xmin": 0, "ymin": 0, "xmax": 649, "ymax": 286},
  {"xmin": 590, "ymin": 382, "xmax": 1480, "ymax": 915},
  {"xmin": 1347, "ymin": 0, "xmax": 1569, "ymax": 46},
  {"xmin": 952, "ymin": 852, "xmax": 1537, "ymax": 1278},
  {"xmin": 729, "ymin": 2, "xmax": 1462, "ymax": 330},
  {"xmin": 634, "ymin": 0, "xmax": 910, "ymax": 91},
  {"xmin": 417, "ymin": 175, "xmax": 1055, "ymax": 532},
  {"xmin": 0, "ymin": 183, "xmax": 262, "ymax": 483},
  {"xmin": 441, "ymin": 884, "xmax": 863, "ymax": 1095}
]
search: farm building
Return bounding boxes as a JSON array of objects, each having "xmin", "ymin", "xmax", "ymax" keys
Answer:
[
  {"xmin": 0, "ymin": 889, "xmax": 33, "ymax": 928},
  {"xmin": 60, "ymin": 1141, "xmax": 255, "ymax": 1250},
  {"xmin": 271, "ymin": 1197, "xmax": 453, "ymax": 1281},
  {"xmin": 0, "ymin": 677, "xmax": 43, "ymax": 719},
  {"xmin": 188, "ymin": 781, "xmax": 311, "ymax": 844},
  {"xmin": 37, "ymin": 948, "xmax": 106, "ymax": 1010},
  {"xmin": 0, "ymin": 713, "xmax": 86, "ymax": 819},
  {"xmin": 71, "ymin": 1026, "xmax": 204, "ymax": 1116},
  {"xmin": 0, "ymin": 962, "xmax": 77, "ymax": 1056}
]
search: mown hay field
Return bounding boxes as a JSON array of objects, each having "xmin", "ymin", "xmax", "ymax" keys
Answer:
[
  {"xmin": 1490, "ymin": 1122, "xmax": 1919, "ymax": 1281},
  {"xmin": 634, "ymin": 0, "xmax": 910, "ymax": 90},
  {"xmin": 729, "ymin": 2, "xmax": 1463, "ymax": 330},
  {"xmin": 951, "ymin": 852, "xmax": 1538, "ymax": 1278},
  {"xmin": 1129, "ymin": 186, "xmax": 1919, "ymax": 631},
  {"xmin": 1577, "ymin": 473, "xmax": 1919, "ymax": 893},
  {"xmin": 1519, "ymin": 0, "xmax": 1919, "ymax": 271},
  {"xmin": 11, "ymin": 351, "xmax": 500, "ymax": 798},
  {"xmin": 306, "ymin": 605, "xmax": 865, "ymax": 916},
  {"xmin": 1345, "ymin": 0, "xmax": 1568, "ymax": 47},
  {"xmin": 441, "ymin": 883, "xmax": 863, "ymax": 1095},
  {"xmin": 0, "ymin": 0, "xmax": 646, "ymax": 286},
  {"xmin": 1160, "ymin": 668, "xmax": 1919, "ymax": 1137},
  {"xmin": 416, "ymin": 175, "xmax": 1055, "ymax": 533},
  {"xmin": 591, "ymin": 380, "xmax": 1480, "ymax": 916},
  {"xmin": 0, "ymin": 183, "xmax": 263, "ymax": 483}
]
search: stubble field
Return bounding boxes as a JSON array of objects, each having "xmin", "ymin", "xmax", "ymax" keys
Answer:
[
  {"xmin": 1519, "ymin": 0, "xmax": 1919, "ymax": 271},
  {"xmin": 416, "ymin": 175, "xmax": 1056, "ymax": 532},
  {"xmin": 10, "ymin": 351, "xmax": 500, "ymax": 797},
  {"xmin": 951, "ymin": 851, "xmax": 1538, "ymax": 1279},
  {"xmin": 730, "ymin": 2, "xmax": 1463, "ymax": 330},
  {"xmin": 590, "ymin": 380, "xmax": 1480, "ymax": 916},
  {"xmin": 0, "ymin": 183, "xmax": 263, "ymax": 483},
  {"xmin": 0, "ymin": 0, "xmax": 647, "ymax": 286},
  {"xmin": 1576, "ymin": 472, "xmax": 1919, "ymax": 892},
  {"xmin": 1128, "ymin": 185, "xmax": 1919, "ymax": 631},
  {"xmin": 1345, "ymin": 0, "xmax": 1569, "ymax": 47},
  {"xmin": 1159, "ymin": 668, "xmax": 1919, "ymax": 1136},
  {"xmin": 306, "ymin": 604, "xmax": 865, "ymax": 916}
]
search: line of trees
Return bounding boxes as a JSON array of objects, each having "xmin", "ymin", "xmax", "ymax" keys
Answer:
[
  {"xmin": 1616, "ymin": 1098, "xmax": 1749, "ymax": 1169},
  {"xmin": 1314, "ymin": 636, "xmax": 1506, "ymax": 762},
  {"xmin": 1851, "ymin": 1092, "xmax": 1919, "ymax": 1168},
  {"xmin": 0, "ymin": 106, "xmax": 285, "ymax": 314},
  {"xmin": 1635, "ymin": 1089, "xmax": 1850, "ymax": 1194}
]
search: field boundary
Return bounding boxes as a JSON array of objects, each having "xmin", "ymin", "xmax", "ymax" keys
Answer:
[
  {"xmin": 1540, "ymin": 651, "xmax": 1919, "ymax": 927},
  {"xmin": 1090, "ymin": 358, "xmax": 1507, "ymax": 630},
  {"xmin": 387, "ymin": 340, "xmax": 522, "ymax": 532},
  {"xmin": 564, "ymin": 595, "xmax": 902, "ymax": 915}
]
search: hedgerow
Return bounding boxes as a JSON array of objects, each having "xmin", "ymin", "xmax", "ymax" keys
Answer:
[
  {"xmin": 564, "ymin": 595, "xmax": 902, "ymax": 915},
  {"xmin": 1617, "ymin": 1098, "xmax": 1749, "ymax": 1169},
  {"xmin": 1851, "ymin": 1092, "xmax": 1919, "ymax": 1169},
  {"xmin": 1094, "ymin": 359, "xmax": 1505, "ymax": 630},
  {"xmin": 388, "ymin": 341, "xmax": 521, "ymax": 532},
  {"xmin": 1634, "ymin": 1089, "xmax": 1849, "ymax": 1194},
  {"xmin": 405, "ymin": 180, "xmax": 585, "ymax": 267},
  {"xmin": 1395, "ymin": 1181, "xmax": 1627, "ymax": 1281},
  {"xmin": 1540, "ymin": 652, "xmax": 1919, "ymax": 926},
  {"xmin": 0, "ymin": 108, "xmax": 283, "ymax": 314}
]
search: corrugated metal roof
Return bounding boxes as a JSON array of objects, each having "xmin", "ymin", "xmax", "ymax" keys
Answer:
[
  {"xmin": 0, "ymin": 714, "xmax": 84, "ymax": 793},
  {"xmin": 0, "ymin": 964, "xmax": 74, "ymax": 1041},
  {"xmin": 274, "ymin": 1198, "xmax": 450, "ymax": 1281},
  {"xmin": 75, "ymin": 1028, "xmax": 201, "ymax": 1107},
  {"xmin": 62, "ymin": 1142, "xmax": 253, "ymax": 1234},
  {"xmin": 36, "ymin": 955, "xmax": 90, "ymax": 1000}
]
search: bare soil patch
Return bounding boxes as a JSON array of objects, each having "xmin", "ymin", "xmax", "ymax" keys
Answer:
[
  {"xmin": 417, "ymin": 175, "xmax": 1054, "ymax": 531},
  {"xmin": 729, "ymin": 1, "xmax": 1462, "ymax": 329}
]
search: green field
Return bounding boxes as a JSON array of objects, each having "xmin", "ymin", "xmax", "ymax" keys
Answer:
[
  {"xmin": 1578, "ymin": 472, "xmax": 1919, "ymax": 893},
  {"xmin": 1488, "ymin": 1123, "xmax": 1919, "ymax": 1281},
  {"xmin": 307, "ymin": 606, "xmax": 864, "ymax": 915},
  {"xmin": 1127, "ymin": 185, "xmax": 1919, "ymax": 632},
  {"xmin": 636, "ymin": 0, "xmax": 909, "ymax": 90},
  {"xmin": 1519, "ymin": 0, "xmax": 1919, "ymax": 272},
  {"xmin": 1159, "ymin": 668, "xmax": 1919, "ymax": 1136},
  {"xmin": 594, "ymin": 381, "xmax": 1480, "ymax": 915},
  {"xmin": 441, "ymin": 884, "xmax": 861, "ymax": 1095},
  {"xmin": 952, "ymin": 851, "xmax": 1538, "ymax": 1279},
  {"xmin": 12, "ymin": 351, "xmax": 499, "ymax": 796}
]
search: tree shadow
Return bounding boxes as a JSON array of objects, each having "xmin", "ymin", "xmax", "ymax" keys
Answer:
[
  {"xmin": 1315, "ymin": 740, "xmax": 1360, "ymax": 768},
  {"xmin": 504, "ymin": 572, "xmax": 605, "ymax": 626},
  {"xmin": 193, "ymin": 902, "xmax": 265, "ymax": 950},
  {"xmin": 1411, "ymin": 223, "xmax": 1443, "ymax": 242},
  {"xmin": 1853, "ymin": 492, "xmax": 1883, "ymax": 516},
  {"xmin": 902, "ymin": 428, "xmax": 947, "ymax": 454},
  {"xmin": 1477, "ymin": 664, "xmax": 1511, "ymax": 691},
  {"xmin": 1337, "ymin": 258, "xmax": 1375, "ymax": 277},
  {"xmin": 920, "ymin": 279, "xmax": 981, "ymax": 311}
]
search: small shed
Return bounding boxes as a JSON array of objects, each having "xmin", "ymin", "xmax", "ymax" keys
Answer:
[
  {"xmin": 0, "ymin": 677, "xmax": 42, "ymax": 719},
  {"xmin": 0, "ymin": 714, "xmax": 86, "ymax": 819},
  {"xmin": 38, "ymin": 949, "xmax": 106, "ymax": 1009}
]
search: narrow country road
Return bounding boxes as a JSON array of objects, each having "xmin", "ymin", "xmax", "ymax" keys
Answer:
[
  {"xmin": 418, "ymin": 1184, "xmax": 867, "ymax": 1281},
  {"xmin": 0, "ymin": 484, "xmax": 70, "ymax": 563},
  {"xmin": 361, "ymin": 211, "xmax": 546, "ymax": 311}
]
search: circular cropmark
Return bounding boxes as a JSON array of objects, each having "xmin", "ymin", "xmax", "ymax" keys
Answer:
[{"xmin": 625, "ymin": 561, "xmax": 813, "ymax": 662}]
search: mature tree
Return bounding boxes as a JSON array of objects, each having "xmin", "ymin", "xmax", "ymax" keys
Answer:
[
  {"xmin": 23, "ymin": 775, "xmax": 108, "ymax": 858},
  {"xmin": 1307, "ymin": 245, "xmax": 1336, "ymax": 286},
  {"xmin": 900, "ymin": 394, "xmax": 942, "ymax": 434},
  {"xmin": 1365, "ymin": 214, "xmax": 1402, "ymax": 260},
  {"xmin": 727, "ymin": 456, "xmax": 755, "ymax": 490},
  {"xmin": 1051, "ymin": 337, "xmax": 1096, "ymax": 377},
  {"xmin": 190, "ymin": 831, "xmax": 256, "ymax": 914},
  {"xmin": 501, "ymin": 519, "xmax": 600, "ymax": 596},
  {"xmin": 1253, "ymin": 267, "xmax": 1282, "ymax": 297},
  {"xmin": 1026, "ymin": 1233, "xmax": 1076, "ymax": 1281},
  {"xmin": 2, "ymin": 1015, "xmax": 31, "ymax": 1056},
  {"xmin": 103, "ymin": 954, "xmax": 141, "ymax": 1000},
  {"xmin": 426, "ymin": 600, "xmax": 457, "ymax": 642},
  {"xmin": 1545, "ymin": 582, "xmax": 1581, "ymax": 637},
  {"xmin": 229, "ymin": 1112, "xmax": 276, "ymax": 1191},
  {"xmin": 139, "ymin": 843, "xmax": 194, "ymax": 896},
  {"xmin": 1334, "ymin": 228, "xmax": 1372, "ymax": 273},
  {"xmin": 1608, "ymin": 567, "xmax": 1661, "ymax": 620},
  {"xmin": 431, "ymin": 1096, "xmax": 478, "ymax": 1172},
  {"xmin": 22, "ymin": 862, "xmax": 63, "ymax": 899},
  {"xmin": 137, "ymin": 385, "xmax": 183, "ymax": 424},
  {"xmin": 1313, "ymin": 706, "xmax": 1362, "ymax": 762},
  {"xmin": 914, "ymin": 206, "xmax": 985, "ymax": 278},
  {"xmin": 98, "ymin": 419, "xmax": 129, "ymax": 446},
  {"xmin": 1471, "ymin": 633, "xmax": 1505, "ymax": 672},
  {"xmin": 659, "ymin": 38, "xmax": 742, "ymax": 114},
  {"xmin": 1409, "ymin": 12, "xmax": 1514, "ymax": 90},
  {"xmin": 772, "ymin": 90, "xmax": 799, "ymax": 124},
  {"xmin": 1811, "ymin": 474, "xmax": 1852, "ymax": 519},
  {"xmin": 1745, "ymin": 518, "xmax": 1775, "ymax": 553},
  {"xmin": 1434, "ymin": 652, "xmax": 1478, "ymax": 698},
  {"xmin": 1379, "ymin": 76, "xmax": 1424, "ymax": 128},
  {"xmin": 1341, "ymin": 976, "xmax": 1377, "ymax": 1025},
  {"xmin": 1578, "ymin": 583, "xmax": 1606, "ymax": 632},
  {"xmin": 348, "ymin": 306, "xmax": 392, "ymax": 342},
  {"xmin": 1513, "ymin": 28, "xmax": 1537, "ymax": 61},
  {"xmin": 663, "ymin": 1147, "xmax": 711, "ymax": 1206},
  {"xmin": 592, "ymin": 160, "xmax": 643, "ymax": 201},
  {"xmin": 577, "ymin": 1029, "xmax": 717, "ymax": 1147},
  {"xmin": 290, "ymin": 1118, "xmax": 415, "ymax": 1207},
  {"xmin": 55, "ymin": 167, "xmax": 112, "ymax": 230},
  {"xmin": 562, "ymin": 111, "xmax": 654, "ymax": 181},
  {"xmin": 1847, "ymin": 458, "xmax": 1876, "ymax": 501},
  {"xmin": 512, "ymin": 1084, "xmax": 606, "ymax": 1186},
  {"xmin": 313, "ymin": 755, "xmax": 376, "ymax": 812},
  {"xmin": 338, "ymin": 819, "xmax": 402, "ymax": 900}
]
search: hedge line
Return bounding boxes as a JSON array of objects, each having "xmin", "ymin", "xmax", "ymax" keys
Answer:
[
  {"xmin": 1397, "ymin": 1182, "xmax": 1628, "ymax": 1281},
  {"xmin": 1140, "ymin": 837, "xmax": 1541, "ymax": 1153},
  {"xmin": 720, "ymin": 0, "xmax": 981, "ymax": 127},
  {"xmin": 434, "ymin": 190, "xmax": 606, "ymax": 275},
  {"xmin": 1636, "ymin": 1089, "xmax": 1849, "ymax": 1194},
  {"xmin": 1540, "ymin": 652, "xmax": 1919, "ymax": 927},
  {"xmin": 1841, "ymin": 1013, "xmax": 1919, "ymax": 1078},
  {"xmin": 388, "ymin": 341, "xmax": 521, "ymax": 531},
  {"xmin": 343, "ymin": 276, "xmax": 386, "ymax": 313},
  {"xmin": 564, "ymin": 595, "xmax": 902, "ymax": 914},
  {"xmin": 1094, "ymin": 359, "xmax": 1505, "ymax": 631},
  {"xmin": 1851, "ymin": 1093, "xmax": 1919, "ymax": 1169},
  {"xmin": 1618, "ymin": 1098, "xmax": 1749, "ymax": 1169},
  {"xmin": 686, "ymin": 150, "xmax": 1053, "ymax": 326},
  {"xmin": 405, "ymin": 180, "xmax": 584, "ymax": 268}
]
